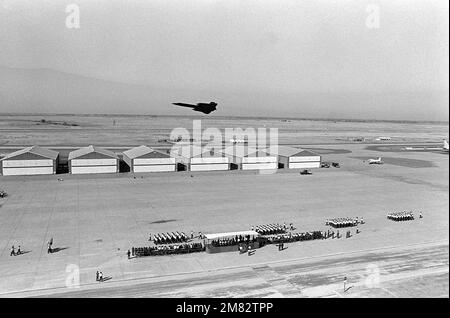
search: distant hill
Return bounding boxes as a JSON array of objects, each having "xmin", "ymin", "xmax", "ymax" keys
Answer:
[
  {"xmin": 0, "ymin": 66, "xmax": 201, "ymax": 115},
  {"xmin": 0, "ymin": 66, "xmax": 448, "ymax": 121}
]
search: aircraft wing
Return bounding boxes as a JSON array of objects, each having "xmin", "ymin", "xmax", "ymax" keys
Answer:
[
  {"xmin": 193, "ymin": 108, "xmax": 213, "ymax": 114},
  {"xmin": 173, "ymin": 103, "xmax": 196, "ymax": 108}
]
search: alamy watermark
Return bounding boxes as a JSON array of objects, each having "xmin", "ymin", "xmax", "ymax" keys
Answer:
[
  {"xmin": 65, "ymin": 3, "xmax": 80, "ymax": 29},
  {"xmin": 364, "ymin": 263, "xmax": 381, "ymax": 288},
  {"xmin": 366, "ymin": 4, "xmax": 380, "ymax": 29},
  {"xmin": 65, "ymin": 263, "xmax": 80, "ymax": 288},
  {"xmin": 169, "ymin": 120, "xmax": 279, "ymax": 174}
]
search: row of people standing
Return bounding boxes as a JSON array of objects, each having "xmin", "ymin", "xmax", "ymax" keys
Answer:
[
  {"xmin": 267, "ymin": 230, "xmax": 324, "ymax": 244},
  {"xmin": 131, "ymin": 242, "xmax": 204, "ymax": 257},
  {"xmin": 210, "ymin": 235, "xmax": 256, "ymax": 247}
]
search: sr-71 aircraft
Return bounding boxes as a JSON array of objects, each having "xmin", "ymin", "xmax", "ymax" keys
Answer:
[{"xmin": 172, "ymin": 102, "xmax": 217, "ymax": 114}]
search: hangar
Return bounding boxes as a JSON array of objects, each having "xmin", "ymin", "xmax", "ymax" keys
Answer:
[
  {"xmin": 0, "ymin": 146, "xmax": 59, "ymax": 176},
  {"xmin": 264, "ymin": 145, "xmax": 321, "ymax": 169},
  {"xmin": 220, "ymin": 145, "xmax": 277, "ymax": 170},
  {"xmin": 123, "ymin": 145, "xmax": 175, "ymax": 173},
  {"xmin": 172, "ymin": 145, "xmax": 229, "ymax": 171},
  {"xmin": 68, "ymin": 145, "xmax": 119, "ymax": 174}
]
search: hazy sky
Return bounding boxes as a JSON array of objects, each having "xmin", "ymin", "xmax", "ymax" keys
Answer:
[{"xmin": 0, "ymin": 0, "xmax": 448, "ymax": 120}]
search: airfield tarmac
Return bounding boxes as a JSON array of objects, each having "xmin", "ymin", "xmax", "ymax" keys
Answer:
[
  {"xmin": 0, "ymin": 115, "xmax": 448, "ymax": 297},
  {"xmin": 30, "ymin": 241, "xmax": 450, "ymax": 298},
  {"xmin": 0, "ymin": 145, "xmax": 449, "ymax": 297}
]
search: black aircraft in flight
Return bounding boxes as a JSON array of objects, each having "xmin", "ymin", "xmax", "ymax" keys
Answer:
[{"xmin": 172, "ymin": 102, "xmax": 217, "ymax": 114}]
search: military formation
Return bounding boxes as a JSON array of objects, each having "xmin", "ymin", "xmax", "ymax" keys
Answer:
[
  {"xmin": 387, "ymin": 211, "xmax": 417, "ymax": 221},
  {"xmin": 266, "ymin": 231, "xmax": 324, "ymax": 244},
  {"xmin": 326, "ymin": 217, "xmax": 364, "ymax": 228},
  {"xmin": 253, "ymin": 223, "xmax": 293, "ymax": 235},
  {"xmin": 210, "ymin": 235, "xmax": 258, "ymax": 247},
  {"xmin": 151, "ymin": 232, "xmax": 188, "ymax": 245},
  {"xmin": 128, "ymin": 209, "xmax": 420, "ymax": 259}
]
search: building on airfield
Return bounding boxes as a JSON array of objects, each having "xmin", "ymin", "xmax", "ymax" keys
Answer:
[
  {"xmin": 123, "ymin": 145, "xmax": 176, "ymax": 173},
  {"xmin": 264, "ymin": 145, "xmax": 322, "ymax": 169},
  {"xmin": 0, "ymin": 146, "xmax": 59, "ymax": 176},
  {"xmin": 171, "ymin": 145, "xmax": 229, "ymax": 171},
  {"xmin": 68, "ymin": 145, "xmax": 119, "ymax": 174},
  {"xmin": 219, "ymin": 145, "xmax": 277, "ymax": 170}
]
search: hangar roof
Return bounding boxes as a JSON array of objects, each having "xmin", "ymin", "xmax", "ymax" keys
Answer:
[
  {"xmin": 123, "ymin": 145, "xmax": 170, "ymax": 159},
  {"xmin": 220, "ymin": 146, "xmax": 274, "ymax": 158},
  {"xmin": 0, "ymin": 146, "xmax": 59, "ymax": 161},
  {"xmin": 68, "ymin": 145, "xmax": 118, "ymax": 160},
  {"xmin": 264, "ymin": 146, "xmax": 320, "ymax": 157},
  {"xmin": 294, "ymin": 149, "xmax": 321, "ymax": 157},
  {"xmin": 219, "ymin": 145, "xmax": 257, "ymax": 157},
  {"xmin": 171, "ymin": 145, "xmax": 224, "ymax": 158}
]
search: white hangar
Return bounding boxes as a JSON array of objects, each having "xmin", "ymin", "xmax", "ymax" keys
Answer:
[
  {"xmin": 123, "ymin": 145, "xmax": 175, "ymax": 173},
  {"xmin": 0, "ymin": 146, "xmax": 59, "ymax": 176},
  {"xmin": 68, "ymin": 145, "xmax": 119, "ymax": 174},
  {"xmin": 264, "ymin": 145, "xmax": 321, "ymax": 169},
  {"xmin": 219, "ymin": 145, "xmax": 277, "ymax": 170},
  {"xmin": 172, "ymin": 145, "xmax": 229, "ymax": 171}
]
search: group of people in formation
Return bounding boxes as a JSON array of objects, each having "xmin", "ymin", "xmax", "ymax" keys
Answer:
[
  {"xmin": 387, "ymin": 211, "xmax": 421, "ymax": 221},
  {"xmin": 150, "ymin": 232, "xmax": 188, "ymax": 245},
  {"xmin": 267, "ymin": 230, "xmax": 324, "ymax": 245},
  {"xmin": 252, "ymin": 222, "xmax": 294, "ymax": 235},
  {"xmin": 326, "ymin": 217, "xmax": 364, "ymax": 228},
  {"xmin": 210, "ymin": 235, "xmax": 257, "ymax": 247}
]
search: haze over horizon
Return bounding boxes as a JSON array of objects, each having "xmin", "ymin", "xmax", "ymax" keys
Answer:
[{"xmin": 0, "ymin": 0, "xmax": 448, "ymax": 121}]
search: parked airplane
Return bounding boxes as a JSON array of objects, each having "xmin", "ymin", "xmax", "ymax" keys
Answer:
[
  {"xmin": 368, "ymin": 157, "xmax": 383, "ymax": 164},
  {"xmin": 444, "ymin": 139, "xmax": 449, "ymax": 152},
  {"xmin": 403, "ymin": 139, "xmax": 449, "ymax": 153},
  {"xmin": 172, "ymin": 102, "xmax": 217, "ymax": 114}
]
